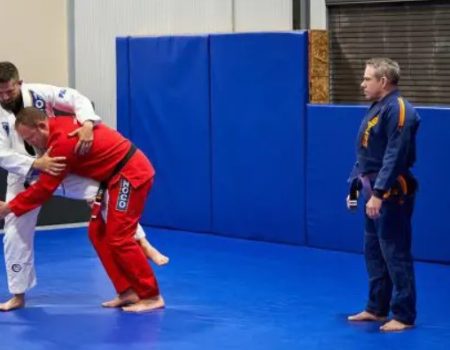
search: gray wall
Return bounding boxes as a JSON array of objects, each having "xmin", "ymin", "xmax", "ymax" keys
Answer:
[{"xmin": 73, "ymin": 0, "xmax": 293, "ymax": 128}]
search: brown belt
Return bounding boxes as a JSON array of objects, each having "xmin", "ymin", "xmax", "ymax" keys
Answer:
[{"xmin": 359, "ymin": 173, "xmax": 409, "ymax": 200}]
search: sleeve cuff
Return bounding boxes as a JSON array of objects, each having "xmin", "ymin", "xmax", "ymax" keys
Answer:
[
  {"xmin": 372, "ymin": 189, "xmax": 385, "ymax": 199},
  {"xmin": 83, "ymin": 119, "xmax": 100, "ymax": 126}
]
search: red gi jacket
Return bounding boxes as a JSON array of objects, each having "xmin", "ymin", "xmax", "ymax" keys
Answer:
[{"xmin": 9, "ymin": 117, "xmax": 155, "ymax": 216}]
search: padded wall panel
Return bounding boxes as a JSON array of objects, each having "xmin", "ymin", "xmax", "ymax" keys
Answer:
[
  {"xmin": 306, "ymin": 105, "xmax": 366, "ymax": 252},
  {"xmin": 413, "ymin": 107, "xmax": 450, "ymax": 263},
  {"xmin": 125, "ymin": 36, "xmax": 212, "ymax": 232},
  {"xmin": 307, "ymin": 105, "xmax": 450, "ymax": 263},
  {"xmin": 210, "ymin": 32, "xmax": 308, "ymax": 244},
  {"xmin": 116, "ymin": 37, "xmax": 131, "ymax": 139}
]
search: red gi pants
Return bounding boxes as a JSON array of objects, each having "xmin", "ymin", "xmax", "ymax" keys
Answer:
[{"xmin": 88, "ymin": 160, "xmax": 159, "ymax": 299}]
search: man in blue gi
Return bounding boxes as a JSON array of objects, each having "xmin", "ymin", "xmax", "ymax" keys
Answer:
[{"xmin": 347, "ymin": 58, "xmax": 420, "ymax": 332}]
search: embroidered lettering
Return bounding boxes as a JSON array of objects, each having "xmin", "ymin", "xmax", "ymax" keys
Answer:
[{"xmin": 116, "ymin": 179, "xmax": 131, "ymax": 212}]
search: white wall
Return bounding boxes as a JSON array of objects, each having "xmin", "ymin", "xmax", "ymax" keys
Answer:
[
  {"xmin": 74, "ymin": 0, "xmax": 293, "ymax": 128},
  {"xmin": 234, "ymin": 0, "xmax": 292, "ymax": 32},
  {"xmin": 0, "ymin": 0, "xmax": 327, "ymax": 126},
  {"xmin": 310, "ymin": 0, "xmax": 327, "ymax": 30},
  {"xmin": 0, "ymin": 0, "xmax": 68, "ymax": 85}
]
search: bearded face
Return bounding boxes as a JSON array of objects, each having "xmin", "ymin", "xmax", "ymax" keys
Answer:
[{"xmin": 0, "ymin": 80, "xmax": 22, "ymax": 113}]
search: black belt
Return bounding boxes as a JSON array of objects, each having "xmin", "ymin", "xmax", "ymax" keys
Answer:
[
  {"xmin": 91, "ymin": 144, "xmax": 137, "ymax": 219},
  {"xmin": 348, "ymin": 177, "xmax": 361, "ymax": 210},
  {"xmin": 108, "ymin": 144, "xmax": 136, "ymax": 184}
]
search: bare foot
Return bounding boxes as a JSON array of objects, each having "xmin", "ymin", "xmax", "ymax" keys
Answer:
[
  {"xmin": 138, "ymin": 238, "xmax": 169, "ymax": 266},
  {"xmin": 102, "ymin": 289, "xmax": 139, "ymax": 308},
  {"xmin": 122, "ymin": 294, "xmax": 165, "ymax": 313},
  {"xmin": 348, "ymin": 310, "xmax": 387, "ymax": 322},
  {"xmin": 0, "ymin": 294, "xmax": 25, "ymax": 312},
  {"xmin": 380, "ymin": 319, "xmax": 413, "ymax": 332}
]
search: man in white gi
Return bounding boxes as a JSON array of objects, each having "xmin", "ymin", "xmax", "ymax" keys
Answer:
[{"xmin": 0, "ymin": 61, "xmax": 168, "ymax": 311}]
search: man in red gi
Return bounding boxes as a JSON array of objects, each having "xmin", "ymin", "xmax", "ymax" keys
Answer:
[{"xmin": 0, "ymin": 106, "xmax": 164, "ymax": 313}]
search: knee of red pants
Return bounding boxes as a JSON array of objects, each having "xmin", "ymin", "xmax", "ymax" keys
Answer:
[{"xmin": 105, "ymin": 235, "xmax": 138, "ymax": 252}]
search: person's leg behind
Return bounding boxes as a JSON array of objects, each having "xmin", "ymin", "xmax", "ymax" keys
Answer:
[
  {"xmin": 378, "ymin": 195, "xmax": 416, "ymax": 331},
  {"xmin": 348, "ymin": 213, "xmax": 392, "ymax": 322},
  {"xmin": 1, "ymin": 178, "xmax": 40, "ymax": 311}
]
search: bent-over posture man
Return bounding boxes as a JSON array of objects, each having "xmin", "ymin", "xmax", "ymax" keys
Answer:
[
  {"xmin": 0, "ymin": 61, "xmax": 167, "ymax": 311},
  {"xmin": 0, "ymin": 107, "xmax": 164, "ymax": 312},
  {"xmin": 346, "ymin": 58, "xmax": 420, "ymax": 332}
]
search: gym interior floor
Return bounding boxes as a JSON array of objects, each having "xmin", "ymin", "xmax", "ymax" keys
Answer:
[{"xmin": 0, "ymin": 226, "xmax": 449, "ymax": 350}]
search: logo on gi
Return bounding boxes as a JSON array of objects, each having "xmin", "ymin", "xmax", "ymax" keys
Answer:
[
  {"xmin": 30, "ymin": 90, "xmax": 46, "ymax": 111},
  {"xmin": 1, "ymin": 122, "xmax": 9, "ymax": 136},
  {"xmin": 58, "ymin": 89, "xmax": 67, "ymax": 98},
  {"xmin": 116, "ymin": 179, "xmax": 131, "ymax": 212},
  {"xmin": 11, "ymin": 264, "xmax": 22, "ymax": 273}
]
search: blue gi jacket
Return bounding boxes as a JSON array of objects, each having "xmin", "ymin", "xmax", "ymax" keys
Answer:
[{"xmin": 353, "ymin": 89, "xmax": 420, "ymax": 194}]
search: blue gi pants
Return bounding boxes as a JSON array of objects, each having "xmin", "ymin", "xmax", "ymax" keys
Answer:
[{"xmin": 364, "ymin": 194, "xmax": 416, "ymax": 325}]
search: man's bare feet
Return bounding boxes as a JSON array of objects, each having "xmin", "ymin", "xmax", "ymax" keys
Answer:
[
  {"xmin": 348, "ymin": 310, "xmax": 387, "ymax": 322},
  {"xmin": 122, "ymin": 294, "xmax": 165, "ymax": 313},
  {"xmin": 0, "ymin": 294, "xmax": 25, "ymax": 312},
  {"xmin": 380, "ymin": 319, "xmax": 413, "ymax": 332},
  {"xmin": 138, "ymin": 238, "xmax": 169, "ymax": 266},
  {"xmin": 102, "ymin": 289, "xmax": 140, "ymax": 308}
]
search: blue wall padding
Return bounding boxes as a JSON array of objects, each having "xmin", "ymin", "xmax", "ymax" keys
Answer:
[
  {"xmin": 124, "ymin": 36, "xmax": 212, "ymax": 232},
  {"xmin": 413, "ymin": 107, "xmax": 450, "ymax": 263},
  {"xmin": 306, "ymin": 105, "xmax": 366, "ymax": 252},
  {"xmin": 117, "ymin": 32, "xmax": 450, "ymax": 264},
  {"xmin": 209, "ymin": 32, "xmax": 308, "ymax": 244},
  {"xmin": 307, "ymin": 105, "xmax": 450, "ymax": 263},
  {"xmin": 116, "ymin": 37, "xmax": 131, "ymax": 139}
]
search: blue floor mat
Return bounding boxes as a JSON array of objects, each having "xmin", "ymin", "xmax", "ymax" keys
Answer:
[{"xmin": 0, "ymin": 226, "xmax": 449, "ymax": 350}]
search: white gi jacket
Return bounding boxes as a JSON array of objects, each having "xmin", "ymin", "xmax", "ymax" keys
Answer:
[{"xmin": 0, "ymin": 83, "xmax": 100, "ymax": 185}]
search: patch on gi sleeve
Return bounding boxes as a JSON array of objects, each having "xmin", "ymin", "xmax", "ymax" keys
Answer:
[
  {"xmin": 1, "ymin": 122, "xmax": 10, "ymax": 136},
  {"xmin": 58, "ymin": 89, "xmax": 67, "ymax": 98},
  {"xmin": 116, "ymin": 178, "xmax": 131, "ymax": 212},
  {"xmin": 30, "ymin": 90, "xmax": 46, "ymax": 111}
]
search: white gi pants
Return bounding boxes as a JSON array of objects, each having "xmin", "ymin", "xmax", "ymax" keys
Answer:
[{"xmin": 3, "ymin": 173, "xmax": 146, "ymax": 294}]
